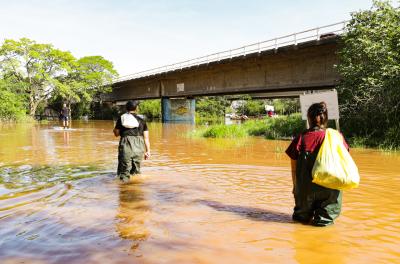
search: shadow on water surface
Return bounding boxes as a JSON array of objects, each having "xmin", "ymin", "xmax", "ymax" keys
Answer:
[{"xmin": 197, "ymin": 200, "xmax": 292, "ymax": 223}]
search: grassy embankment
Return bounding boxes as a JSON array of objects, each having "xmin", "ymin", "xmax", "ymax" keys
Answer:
[
  {"xmin": 190, "ymin": 113, "xmax": 399, "ymax": 151},
  {"xmin": 190, "ymin": 113, "xmax": 305, "ymax": 140}
]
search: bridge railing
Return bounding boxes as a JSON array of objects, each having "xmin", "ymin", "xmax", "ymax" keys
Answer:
[{"xmin": 114, "ymin": 21, "xmax": 347, "ymax": 83}]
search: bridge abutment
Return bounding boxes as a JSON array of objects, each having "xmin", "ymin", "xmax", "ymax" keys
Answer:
[{"xmin": 161, "ymin": 98, "xmax": 195, "ymax": 123}]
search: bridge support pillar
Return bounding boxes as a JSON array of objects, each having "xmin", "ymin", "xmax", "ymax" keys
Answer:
[{"xmin": 161, "ymin": 97, "xmax": 195, "ymax": 123}]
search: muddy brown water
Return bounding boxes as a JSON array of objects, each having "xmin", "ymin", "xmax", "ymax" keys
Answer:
[{"xmin": 0, "ymin": 121, "xmax": 399, "ymax": 264}]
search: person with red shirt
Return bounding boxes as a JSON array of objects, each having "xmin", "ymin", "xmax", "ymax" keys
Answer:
[{"xmin": 285, "ymin": 102, "xmax": 349, "ymax": 226}]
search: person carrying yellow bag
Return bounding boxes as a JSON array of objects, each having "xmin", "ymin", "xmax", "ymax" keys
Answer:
[{"xmin": 285, "ymin": 102, "xmax": 356, "ymax": 226}]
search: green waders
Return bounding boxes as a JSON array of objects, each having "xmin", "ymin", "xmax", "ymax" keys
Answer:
[
  {"xmin": 117, "ymin": 136, "xmax": 145, "ymax": 181},
  {"xmin": 293, "ymin": 149, "xmax": 342, "ymax": 226}
]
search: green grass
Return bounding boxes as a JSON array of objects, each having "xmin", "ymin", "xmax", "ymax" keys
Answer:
[
  {"xmin": 190, "ymin": 113, "xmax": 305, "ymax": 139},
  {"xmin": 202, "ymin": 124, "xmax": 248, "ymax": 138}
]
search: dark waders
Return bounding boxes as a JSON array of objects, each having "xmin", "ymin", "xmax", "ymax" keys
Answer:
[
  {"xmin": 117, "ymin": 136, "xmax": 145, "ymax": 181},
  {"xmin": 293, "ymin": 142, "xmax": 342, "ymax": 226}
]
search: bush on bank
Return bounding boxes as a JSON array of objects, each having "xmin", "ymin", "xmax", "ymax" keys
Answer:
[
  {"xmin": 139, "ymin": 99, "xmax": 161, "ymax": 120},
  {"xmin": 0, "ymin": 80, "xmax": 27, "ymax": 122}
]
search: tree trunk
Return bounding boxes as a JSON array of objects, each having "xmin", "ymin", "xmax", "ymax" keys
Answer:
[
  {"xmin": 29, "ymin": 101, "xmax": 40, "ymax": 118},
  {"xmin": 29, "ymin": 94, "xmax": 36, "ymax": 117},
  {"xmin": 29, "ymin": 94, "xmax": 41, "ymax": 118}
]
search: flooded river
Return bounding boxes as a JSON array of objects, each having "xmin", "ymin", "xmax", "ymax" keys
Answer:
[{"xmin": 0, "ymin": 121, "xmax": 399, "ymax": 264}]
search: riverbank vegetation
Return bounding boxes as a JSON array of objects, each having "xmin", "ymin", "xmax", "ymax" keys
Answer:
[
  {"xmin": 190, "ymin": 114, "xmax": 304, "ymax": 139},
  {"xmin": 139, "ymin": 99, "xmax": 162, "ymax": 119},
  {"xmin": 0, "ymin": 38, "xmax": 118, "ymax": 122},
  {"xmin": 0, "ymin": 80, "xmax": 27, "ymax": 121},
  {"xmin": 192, "ymin": 0, "xmax": 400, "ymax": 150},
  {"xmin": 337, "ymin": 0, "xmax": 400, "ymax": 150}
]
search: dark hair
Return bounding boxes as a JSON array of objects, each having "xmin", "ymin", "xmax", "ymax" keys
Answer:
[
  {"xmin": 126, "ymin": 100, "xmax": 139, "ymax": 111},
  {"xmin": 307, "ymin": 102, "xmax": 328, "ymax": 128}
]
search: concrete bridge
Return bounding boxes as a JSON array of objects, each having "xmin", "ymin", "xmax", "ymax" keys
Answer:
[{"xmin": 104, "ymin": 22, "xmax": 346, "ymax": 122}]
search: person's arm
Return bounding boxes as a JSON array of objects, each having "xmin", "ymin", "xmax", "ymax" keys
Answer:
[
  {"xmin": 143, "ymin": 130, "xmax": 151, "ymax": 159},
  {"xmin": 113, "ymin": 128, "xmax": 120, "ymax": 137},
  {"xmin": 285, "ymin": 134, "xmax": 300, "ymax": 195},
  {"xmin": 290, "ymin": 159, "xmax": 297, "ymax": 194},
  {"xmin": 113, "ymin": 118, "xmax": 121, "ymax": 137}
]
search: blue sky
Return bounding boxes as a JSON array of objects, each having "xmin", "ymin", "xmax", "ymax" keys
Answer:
[{"xmin": 0, "ymin": 0, "xmax": 374, "ymax": 76}]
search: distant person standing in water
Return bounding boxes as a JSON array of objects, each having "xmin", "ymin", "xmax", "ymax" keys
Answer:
[
  {"xmin": 60, "ymin": 103, "xmax": 70, "ymax": 129},
  {"xmin": 113, "ymin": 100, "xmax": 151, "ymax": 182},
  {"xmin": 285, "ymin": 102, "xmax": 349, "ymax": 226}
]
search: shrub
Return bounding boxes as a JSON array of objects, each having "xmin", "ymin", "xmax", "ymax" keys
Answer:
[
  {"xmin": 139, "ymin": 99, "xmax": 161, "ymax": 119},
  {"xmin": 265, "ymin": 113, "xmax": 304, "ymax": 139},
  {"xmin": 0, "ymin": 81, "xmax": 26, "ymax": 121},
  {"xmin": 202, "ymin": 124, "xmax": 248, "ymax": 138}
]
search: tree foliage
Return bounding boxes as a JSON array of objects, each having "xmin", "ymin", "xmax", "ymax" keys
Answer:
[
  {"xmin": 0, "ymin": 38, "xmax": 75, "ymax": 116},
  {"xmin": 196, "ymin": 96, "xmax": 230, "ymax": 117},
  {"xmin": 238, "ymin": 99, "xmax": 265, "ymax": 116},
  {"xmin": 272, "ymin": 98, "xmax": 300, "ymax": 115},
  {"xmin": 337, "ymin": 0, "xmax": 400, "ymax": 148},
  {"xmin": 0, "ymin": 38, "xmax": 118, "ymax": 118},
  {"xmin": 0, "ymin": 80, "xmax": 26, "ymax": 120},
  {"xmin": 57, "ymin": 56, "xmax": 117, "ymax": 105},
  {"xmin": 139, "ymin": 99, "xmax": 161, "ymax": 119}
]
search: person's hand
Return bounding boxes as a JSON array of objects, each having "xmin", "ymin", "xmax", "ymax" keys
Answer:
[{"xmin": 144, "ymin": 151, "xmax": 151, "ymax": 160}]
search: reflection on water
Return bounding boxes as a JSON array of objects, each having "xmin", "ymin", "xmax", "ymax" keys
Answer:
[
  {"xmin": 116, "ymin": 179, "xmax": 149, "ymax": 243},
  {"xmin": 0, "ymin": 121, "xmax": 399, "ymax": 263}
]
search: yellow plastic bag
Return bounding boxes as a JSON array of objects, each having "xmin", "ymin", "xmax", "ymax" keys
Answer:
[{"xmin": 312, "ymin": 128, "xmax": 360, "ymax": 190}]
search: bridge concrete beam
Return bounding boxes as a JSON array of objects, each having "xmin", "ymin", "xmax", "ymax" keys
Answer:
[{"xmin": 105, "ymin": 38, "xmax": 339, "ymax": 102}]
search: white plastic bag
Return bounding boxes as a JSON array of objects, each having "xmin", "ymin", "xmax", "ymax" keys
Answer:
[{"xmin": 121, "ymin": 113, "xmax": 139, "ymax": 128}]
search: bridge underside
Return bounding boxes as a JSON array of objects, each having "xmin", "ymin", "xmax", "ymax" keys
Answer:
[
  {"xmin": 105, "ymin": 38, "xmax": 339, "ymax": 102},
  {"xmin": 106, "ymin": 38, "xmax": 339, "ymax": 122}
]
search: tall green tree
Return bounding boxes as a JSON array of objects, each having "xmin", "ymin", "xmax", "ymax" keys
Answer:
[
  {"xmin": 0, "ymin": 38, "xmax": 75, "ymax": 116},
  {"xmin": 0, "ymin": 38, "xmax": 118, "ymax": 118},
  {"xmin": 337, "ymin": 0, "xmax": 400, "ymax": 147},
  {"xmin": 56, "ymin": 55, "xmax": 118, "ymax": 116},
  {"xmin": 0, "ymin": 79, "xmax": 26, "ymax": 120}
]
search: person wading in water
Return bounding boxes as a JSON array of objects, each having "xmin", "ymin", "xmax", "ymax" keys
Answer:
[
  {"xmin": 60, "ymin": 103, "xmax": 70, "ymax": 129},
  {"xmin": 285, "ymin": 102, "xmax": 349, "ymax": 226},
  {"xmin": 113, "ymin": 100, "xmax": 151, "ymax": 182}
]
